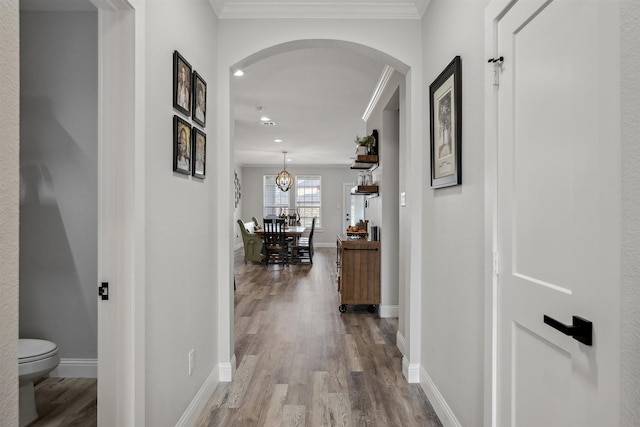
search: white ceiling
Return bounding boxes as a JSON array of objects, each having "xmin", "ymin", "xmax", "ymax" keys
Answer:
[
  {"xmin": 233, "ymin": 47, "xmax": 387, "ymax": 167},
  {"xmin": 221, "ymin": 0, "xmax": 429, "ymax": 167}
]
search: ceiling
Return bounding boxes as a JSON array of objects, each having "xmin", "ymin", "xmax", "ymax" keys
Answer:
[
  {"xmin": 226, "ymin": 0, "xmax": 428, "ymax": 167},
  {"xmin": 233, "ymin": 47, "xmax": 388, "ymax": 167}
]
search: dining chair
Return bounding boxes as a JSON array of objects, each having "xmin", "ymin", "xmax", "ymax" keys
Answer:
[
  {"xmin": 292, "ymin": 216, "xmax": 315, "ymax": 264},
  {"xmin": 262, "ymin": 218, "xmax": 288, "ymax": 265}
]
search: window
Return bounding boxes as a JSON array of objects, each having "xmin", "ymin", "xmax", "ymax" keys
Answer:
[
  {"xmin": 295, "ymin": 175, "xmax": 321, "ymax": 228},
  {"xmin": 263, "ymin": 175, "xmax": 290, "ymax": 218}
]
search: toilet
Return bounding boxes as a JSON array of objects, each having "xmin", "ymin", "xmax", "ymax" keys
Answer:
[{"xmin": 18, "ymin": 339, "xmax": 60, "ymax": 427}]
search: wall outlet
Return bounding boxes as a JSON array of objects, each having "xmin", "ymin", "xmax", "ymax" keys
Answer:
[{"xmin": 188, "ymin": 349, "xmax": 195, "ymax": 376}]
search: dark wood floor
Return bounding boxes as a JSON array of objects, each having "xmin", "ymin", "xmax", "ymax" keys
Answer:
[{"xmin": 196, "ymin": 247, "xmax": 442, "ymax": 426}]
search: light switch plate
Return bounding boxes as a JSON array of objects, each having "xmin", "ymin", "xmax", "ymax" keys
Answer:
[{"xmin": 400, "ymin": 192, "xmax": 406, "ymax": 207}]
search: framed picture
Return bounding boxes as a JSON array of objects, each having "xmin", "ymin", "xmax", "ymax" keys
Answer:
[
  {"xmin": 173, "ymin": 115, "xmax": 191, "ymax": 175},
  {"xmin": 192, "ymin": 71, "xmax": 207, "ymax": 127},
  {"xmin": 173, "ymin": 51, "xmax": 192, "ymax": 116},
  {"xmin": 192, "ymin": 128, "xmax": 206, "ymax": 179},
  {"xmin": 429, "ymin": 56, "xmax": 462, "ymax": 189}
]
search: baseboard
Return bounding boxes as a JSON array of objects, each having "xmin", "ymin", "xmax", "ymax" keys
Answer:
[
  {"xmin": 420, "ymin": 366, "xmax": 462, "ymax": 427},
  {"xmin": 218, "ymin": 354, "xmax": 236, "ymax": 382},
  {"xmin": 379, "ymin": 304, "xmax": 398, "ymax": 318},
  {"xmin": 402, "ymin": 356, "xmax": 420, "ymax": 383},
  {"xmin": 175, "ymin": 366, "xmax": 220, "ymax": 427},
  {"xmin": 396, "ymin": 330, "xmax": 406, "ymax": 356},
  {"xmin": 314, "ymin": 242, "xmax": 335, "ymax": 248},
  {"xmin": 50, "ymin": 358, "xmax": 97, "ymax": 378}
]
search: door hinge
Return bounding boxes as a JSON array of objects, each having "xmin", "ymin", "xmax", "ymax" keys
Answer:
[
  {"xmin": 99, "ymin": 282, "xmax": 109, "ymax": 300},
  {"xmin": 488, "ymin": 56, "xmax": 504, "ymax": 86},
  {"xmin": 493, "ymin": 252, "xmax": 499, "ymax": 276}
]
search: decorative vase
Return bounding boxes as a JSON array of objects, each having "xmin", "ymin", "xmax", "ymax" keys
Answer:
[{"xmin": 356, "ymin": 145, "xmax": 368, "ymax": 156}]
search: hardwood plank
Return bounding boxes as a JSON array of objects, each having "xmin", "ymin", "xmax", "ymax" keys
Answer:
[{"xmin": 195, "ymin": 248, "xmax": 442, "ymax": 427}]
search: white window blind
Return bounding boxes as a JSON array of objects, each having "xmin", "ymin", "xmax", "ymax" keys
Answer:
[
  {"xmin": 263, "ymin": 175, "xmax": 290, "ymax": 218},
  {"xmin": 295, "ymin": 175, "xmax": 321, "ymax": 228}
]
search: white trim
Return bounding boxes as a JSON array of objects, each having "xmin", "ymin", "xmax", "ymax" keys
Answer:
[
  {"xmin": 396, "ymin": 330, "xmax": 407, "ymax": 356},
  {"xmin": 218, "ymin": 354, "xmax": 236, "ymax": 382},
  {"xmin": 379, "ymin": 304, "xmax": 399, "ymax": 318},
  {"xmin": 484, "ymin": 2, "xmax": 512, "ymax": 427},
  {"xmin": 402, "ymin": 357, "xmax": 420, "ymax": 383},
  {"xmin": 175, "ymin": 366, "xmax": 220, "ymax": 427},
  {"xmin": 216, "ymin": 2, "xmax": 422, "ymax": 19},
  {"xmin": 362, "ymin": 65, "xmax": 395, "ymax": 122},
  {"xmin": 50, "ymin": 358, "xmax": 98, "ymax": 378},
  {"xmin": 420, "ymin": 366, "xmax": 462, "ymax": 427},
  {"xmin": 314, "ymin": 242, "xmax": 336, "ymax": 248}
]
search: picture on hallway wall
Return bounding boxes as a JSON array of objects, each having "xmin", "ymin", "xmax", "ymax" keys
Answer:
[
  {"xmin": 429, "ymin": 56, "xmax": 462, "ymax": 189},
  {"xmin": 173, "ymin": 115, "xmax": 191, "ymax": 175},
  {"xmin": 192, "ymin": 128, "xmax": 206, "ymax": 179},
  {"xmin": 173, "ymin": 50, "xmax": 192, "ymax": 117},
  {"xmin": 192, "ymin": 71, "xmax": 207, "ymax": 127}
]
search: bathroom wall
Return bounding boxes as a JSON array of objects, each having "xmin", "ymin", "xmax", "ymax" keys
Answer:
[{"xmin": 19, "ymin": 11, "xmax": 98, "ymax": 361}]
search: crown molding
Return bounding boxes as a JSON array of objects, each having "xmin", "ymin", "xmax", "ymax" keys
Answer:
[
  {"xmin": 216, "ymin": 2, "xmax": 422, "ymax": 19},
  {"xmin": 362, "ymin": 65, "xmax": 395, "ymax": 122}
]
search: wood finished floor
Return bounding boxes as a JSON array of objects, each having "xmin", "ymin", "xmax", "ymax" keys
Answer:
[
  {"xmin": 30, "ymin": 377, "xmax": 97, "ymax": 426},
  {"xmin": 196, "ymin": 247, "xmax": 442, "ymax": 427}
]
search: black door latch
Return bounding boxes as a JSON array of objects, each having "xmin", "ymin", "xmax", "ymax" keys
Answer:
[{"xmin": 99, "ymin": 282, "xmax": 109, "ymax": 301}]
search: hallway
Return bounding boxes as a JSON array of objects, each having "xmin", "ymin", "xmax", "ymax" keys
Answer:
[{"xmin": 196, "ymin": 248, "xmax": 441, "ymax": 426}]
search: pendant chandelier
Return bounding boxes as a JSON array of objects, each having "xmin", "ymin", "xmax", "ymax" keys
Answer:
[{"xmin": 275, "ymin": 151, "xmax": 293, "ymax": 192}]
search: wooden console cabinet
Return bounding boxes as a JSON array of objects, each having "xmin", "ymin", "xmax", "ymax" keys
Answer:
[{"xmin": 336, "ymin": 234, "xmax": 380, "ymax": 313}]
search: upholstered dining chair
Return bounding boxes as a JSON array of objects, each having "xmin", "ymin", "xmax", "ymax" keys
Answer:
[{"xmin": 237, "ymin": 219, "xmax": 263, "ymax": 263}]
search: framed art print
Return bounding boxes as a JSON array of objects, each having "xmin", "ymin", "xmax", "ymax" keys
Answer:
[
  {"xmin": 192, "ymin": 128, "xmax": 206, "ymax": 179},
  {"xmin": 173, "ymin": 51, "xmax": 192, "ymax": 117},
  {"xmin": 173, "ymin": 115, "xmax": 191, "ymax": 175},
  {"xmin": 429, "ymin": 56, "xmax": 462, "ymax": 189},
  {"xmin": 192, "ymin": 71, "xmax": 207, "ymax": 128}
]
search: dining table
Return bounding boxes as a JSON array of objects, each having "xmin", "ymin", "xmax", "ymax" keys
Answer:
[
  {"xmin": 254, "ymin": 225, "xmax": 306, "ymax": 246},
  {"xmin": 254, "ymin": 225, "xmax": 306, "ymax": 264}
]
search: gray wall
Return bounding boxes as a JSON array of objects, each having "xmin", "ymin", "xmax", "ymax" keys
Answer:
[
  {"xmin": 420, "ymin": 1, "xmax": 489, "ymax": 425},
  {"xmin": 145, "ymin": 1, "xmax": 219, "ymax": 424},
  {"xmin": 621, "ymin": 1, "xmax": 640, "ymax": 425},
  {"xmin": 0, "ymin": 1, "xmax": 20, "ymax": 423},
  {"xmin": 19, "ymin": 11, "xmax": 98, "ymax": 360},
  {"xmin": 240, "ymin": 166, "xmax": 360, "ymax": 246}
]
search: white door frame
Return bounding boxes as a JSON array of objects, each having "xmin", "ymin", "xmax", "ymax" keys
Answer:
[
  {"xmin": 96, "ymin": 0, "xmax": 145, "ymax": 425},
  {"xmin": 484, "ymin": 1, "xmax": 513, "ymax": 425}
]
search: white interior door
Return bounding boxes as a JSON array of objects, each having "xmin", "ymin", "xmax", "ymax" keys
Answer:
[{"xmin": 495, "ymin": 0, "xmax": 620, "ymax": 425}]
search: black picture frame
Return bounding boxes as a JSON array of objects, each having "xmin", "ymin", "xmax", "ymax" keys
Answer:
[
  {"xmin": 192, "ymin": 71, "xmax": 207, "ymax": 128},
  {"xmin": 192, "ymin": 128, "xmax": 206, "ymax": 179},
  {"xmin": 429, "ymin": 56, "xmax": 462, "ymax": 189},
  {"xmin": 173, "ymin": 51, "xmax": 192, "ymax": 117},
  {"xmin": 173, "ymin": 115, "xmax": 191, "ymax": 175}
]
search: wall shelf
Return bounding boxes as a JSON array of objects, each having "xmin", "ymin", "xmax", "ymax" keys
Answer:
[
  {"xmin": 350, "ymin": 154, "xmax": 379, "ymax": 170},
  {"xmin": 351, "ymin": 185, "xmax": 379, "ymax": 196}
]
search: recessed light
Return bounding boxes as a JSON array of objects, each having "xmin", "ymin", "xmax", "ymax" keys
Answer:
[
  {"xmin": 233, "ymin": 69, "xmax": 245, "ymax": 77},
  {"xmin": 274, "ymin": 139, "xmax": 283, "ymax": 143},
  {"xmin": 287, "ymin": 158, "xmax": 292, "ymax": 162},
  {"xmin": 260, "ymin": 116, "xmax": 271, "ymax": 122}
]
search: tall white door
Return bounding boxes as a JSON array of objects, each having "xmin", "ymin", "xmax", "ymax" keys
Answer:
[{"xmin": 495, "ymin": 0, "xmax": 620, "ymax": 425}]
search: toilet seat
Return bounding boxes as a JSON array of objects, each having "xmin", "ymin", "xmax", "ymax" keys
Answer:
[{"xmin": 19, "ymin": 339, "xmax": 59, "ymax": 364}]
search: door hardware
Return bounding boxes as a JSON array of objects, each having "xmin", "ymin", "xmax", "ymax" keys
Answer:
[
  {"xmin": 99, "ymin": 282, "xmax": 109, "ymax": 301},
  {"xmin": 543, "ymin": 315, "xmax": 592, "ymax": 346}
]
